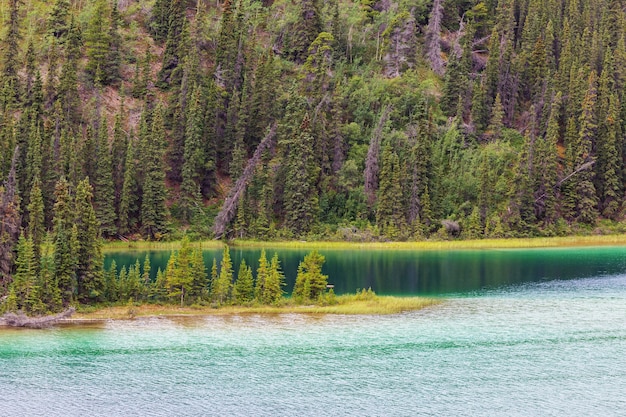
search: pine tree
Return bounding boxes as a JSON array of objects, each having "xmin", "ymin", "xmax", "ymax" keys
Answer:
[
  {"xmin": 74, "ymin": 178, "xmax": 104, "ymax": 303},
  {"xmin": 598, "ymin": 94, "xmax": 622, "ymax": 218},
  {"xmin": 58, "ymin": 17, "xmax": 82, "ymax": 131},
  {"xmin": 180, "ymin": 86, "xmax": 204, "ymax": 222},
  {"xmin": 540, "ymin": 92, "xmax": 562, "ymax": 225},
  {"xmin": 47, "ymin": 0, "xmax": 71, "ymax": 41},
  {"xmin": 284, "ymin": 114, "xmax": 319, "ymax": 234},
  {"xmin": 487, "ymin": 93, "xmax": 505, "ymax": 139},
  {"xmin": 292, "ymin": 250, "xmax": 327, "ymax": 303},
  {"xmin": 157, "ymin": 0, "xmax": 187, "ymax": 88},
  {"xmin": 212, "ymin": 246, "xmax": 233, "ymax": 305},
  {"xmin": 9, "ymin": 236, "xmax": 40, "ymax": 313},
  {"xmin": 233, "ymin": 259, "xmax": 254, "ymax": 304},
  {"xmin": 254, "ymin": 249, "xmax": 269, "ymax": 301},
  {"xmin": 376, "ymin": 144, "xmax": 405, "ymax": 238},
  {"xmin": 1, "ymin": 0, "xmax": 22, "ymax": 104},
  {"xmin": 27, "ymin": 176, "xmax": 45, "ymax": 258},
  {"xmin": 104, "ymin": 259, "xmax": 118, "ymax": 302},
  {"xmin": 575, "ymin": 72, "xmax": 599, "ymax": 224},
  {"xmin": 141, "ymin": 107, "xmax": 168, "ymax": 239},
  {"xmin": 118, "ymin": 137, "xmax": 138, "ymax": 235},
  {"xmin": 84, "ymin": 0, "xmax": 111, "ymax": 83},
  {"xmin": 38, "ymin": 240, "xmax": 62, "ymax": 313},
  {"xmin": 93, "ymin": 119, "xmax": 117, "ymax": 237},
  {"xmin": 189, "ymin": 248, "xmax": 207, "ymax": 301},
  {"xmin": 287, "ymin": 0, "xmax": 323, "ymax": 63},
  {"xmin": 262, "ymin": 253, "xmax": 285, "ymax": 305},
  {"xmin": 0, "ymin": 148, "xmax": 21, "ymax": 294},
  {"xmin": 150, "ymin": 0, "xmax": 170, "ymax": 42},
  {"xmin": 52, "ymin": 177, "xmax": 77, "ymax": 303},
  {"xmin": 103, "ymin": 1, "xmax": 122, "ymax": 84}
]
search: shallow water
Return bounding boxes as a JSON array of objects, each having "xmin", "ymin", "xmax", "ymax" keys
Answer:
[{"xmin": 3, "ymin": 247, "xmax": 626, "ymax": 416}]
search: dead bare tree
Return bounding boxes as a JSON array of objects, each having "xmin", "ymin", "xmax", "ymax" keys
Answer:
[
  {"xmin": 364, "ymin": 105, "xmax": 392, "ymax": 207},
  {"xmin": 425, "ymin": 0, "xmax": 445, "ymax": 75},
  {"xmin": 213, "ymin": 123, "xmax": 277, "ymax": 238},
  {"xmin": 534, "ymin": 161, "xmax": 596, "ymax": 203}
]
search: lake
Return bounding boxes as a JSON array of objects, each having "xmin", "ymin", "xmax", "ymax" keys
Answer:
[{"xmin": 2, "ymin": 245, "xmax": 626, "ymax": 416}]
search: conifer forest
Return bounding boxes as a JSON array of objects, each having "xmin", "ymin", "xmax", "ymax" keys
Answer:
[{"xmin": 3, "ymin": 0, "xmax": 626, "ymax": 311}]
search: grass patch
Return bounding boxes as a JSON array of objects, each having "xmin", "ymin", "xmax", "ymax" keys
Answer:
[
  {"xmin": 231, "ymin": 235, "xmax": 626, "ymax": 250},
  {"xmin": 102, "ymin": 240, "xmax": 224, "ymax": 253},
  {"xmin": 102, "ymin": 234, "xmax": 626, "ymax": 254},
  {"xmin": 72, "ymin": 295, "xmax": 440, "ymax": 320}
]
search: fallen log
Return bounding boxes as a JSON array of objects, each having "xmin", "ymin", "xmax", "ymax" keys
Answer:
[{"xmin": 1, "ymin": 307, "xmax": 76, "ymax": 328}]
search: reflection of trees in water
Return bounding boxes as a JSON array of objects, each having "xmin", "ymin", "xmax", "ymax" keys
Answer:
[{"xmin": 105, "ymin": 248, "xmax": 626, "ymax": 296}]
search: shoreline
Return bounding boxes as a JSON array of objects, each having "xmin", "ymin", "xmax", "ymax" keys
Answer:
[
  {"xmin": 103, "ymin": 234, "xmax": 626, "ymax": 253},
  {"xmin": 0, "ymin": 296, "xmax": 442, "ymax": 328}
]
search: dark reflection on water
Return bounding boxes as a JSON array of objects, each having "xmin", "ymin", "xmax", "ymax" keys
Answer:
[{"xmin": 105, "ymin": 246, "xmax": 626, "ymax": 296}]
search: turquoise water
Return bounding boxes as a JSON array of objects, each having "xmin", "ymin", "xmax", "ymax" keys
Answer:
[
  {"xmin": 107, "ymin": 246, "xmax": 626, "ymax": 295},
  {"xmin": 3, "ymin": 247, "xmax": 626, "ymax": 416}
]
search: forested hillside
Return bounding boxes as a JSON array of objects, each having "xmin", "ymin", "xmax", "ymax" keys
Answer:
[{"xmin": 2, "ymin": 0, "xmax": 626, "ymax": 255}]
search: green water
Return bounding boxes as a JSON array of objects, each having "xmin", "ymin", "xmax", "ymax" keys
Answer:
[
  {"xmin": 3, "ymin": 246, "xmax": 626, "ymax": 416},
  {"xmin": 106, "ymin": 245, "xmax": 626, "ymax": 295}
]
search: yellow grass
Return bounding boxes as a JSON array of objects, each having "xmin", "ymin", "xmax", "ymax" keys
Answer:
[
  {"xmin": 102, "ymin": 240, "xmax": 224, "ymax": 252},
  {"xmin": 231, "ymin": 235, "xmax": 626, "ymax": 250},
  {"xmin": 72, "ymin": 296, "xmax": 440, "ymax": 320},
  {"xmin": 102, "ymin": 234, "xmax": 626, "ymax": 254}
]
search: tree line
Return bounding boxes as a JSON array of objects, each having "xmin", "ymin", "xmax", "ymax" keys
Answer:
[{"xmin": 4, "ymin": 229, "xmax": 330, "ymax": 315}]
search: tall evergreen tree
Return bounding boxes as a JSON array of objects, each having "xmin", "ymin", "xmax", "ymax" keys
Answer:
[
  {"xmin": 141, "ymin": 108, "xmax": 168, "ymax": 239},
  {"xmin": 212, "ymin": 246, "xmax": 233, "ymax": 305},
  {"xmin": 284, "ymin": 114, "xmax": 319, "ymax": 234},
  {"xmin": 1, "ymin": 0, "xmax": 22, "ymax": 104},
  {"xmin": 93, "ymin": 119, "xmax": 117, "ymax": 237},
  {"xmin": 74, "ymin": 178, "xmax": 104, "ymax": 303},
  {"xmin": 292, "ymin": 250, "xmax": 327, "ymax": 303},
  {"xmin": 0, "ymin": 147, "xmax": 20, "ymax": 294},
  {"xmin": 262, "ymin": 253, "xmax": 285, "ymax": 305},
  {"xmin": 376, "ymin": 143, "xmax": 405, "ymax": 238},
  {"xmin": 84, "ymin": 0, "xmax": 111, "ymax": 83},
  {"xmin": 233, "ymin": 259, "xmax": 254, "ymax": 304},
  {"xmin": 575, "ymin": 72, "xmax": 599, "ymax": 224}
]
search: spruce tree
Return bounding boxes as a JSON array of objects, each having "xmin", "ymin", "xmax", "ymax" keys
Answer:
[
  {"xmin": 84, "ymin": 0, "xmax": 111, "ymax": 83},
  {"xmin": 27, "ymin": 176, "xmax": 45, "ymax": 258},
  {"xmin": 52, "ymin": 177, "xmax": 77, "ymax": 303},
  {"xmin": 141, "ymin": 107, "xmax": 168, "ymax": 239},
  {"xmin": 118, "ymin": 137, "xmax": 138, "ymax": 235},
  {"xmin": 9, "ymin": 236, "xmax": 40, "ymax": 314},
  {"xmin": 254, "ymin": 249, "xmax": 269, "ymax": 301},
  {"xmin": 180, "ymin": 86, "xmax": 204, "ymax": 222},
  {"xmin": 284, "ymin": 114, "xmax": 319, "ymax": 235},
  {"xmin": 93, "ymin": 119, "xmax": 117, "ymax": 237},
  {"xmin": 74, "ymin": 178, "xmax": 104, "ymax": 303},
  {"xmin": 262, "ymin": 253, "xmax": 285, "ymax": 305},
  {"xmin": 292, "ymin": 250, "xmax": 328, "ymax": 303},
  {"xmin": 540, "ymin": 92, "xmax": 562, "ymax": 225},
  {"xmin": 575, "ymin": 72, "xmax": 599, "ymax": 224},
  {"xmin": 156, "ymin": 0, "xmax": 187, "ymax": 88},
  {"xmin": 376, "ymin": 144, "xmax": 405, "ymax": 239},
  {"xmin": 288, "ymin": 0, "xmax": 323, "ymax": 63},
  {"xmin": 47, "ymin": 0, "xmax": 71, "ymax": 41},
  {"xmin": 1, "ymin": 0, "xmax": 22, "ymax": 104},
  {"xmin": 233, "ymin": 259, "xmax": 254, "ymax": 304},
  {"xmin": 212, "ymin": 246, "xmax": 233, "ymax": 305},
  {"xmin": 104, "ymin": 259, "xmax": 118, "ymax": 303},
  {"xmin": 38, "ymin": 240, "xmax": 62, "ymax": 313},
  {"xmin": 189, "ymin": 248, "xmax": 207, "ymax": 302}
]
